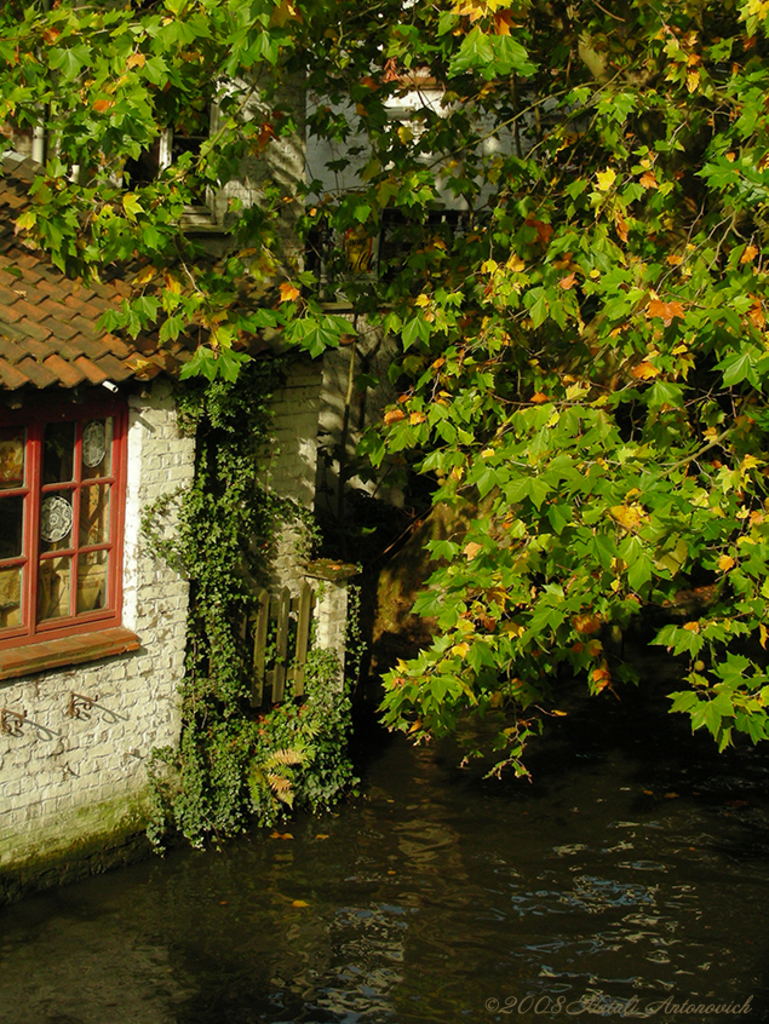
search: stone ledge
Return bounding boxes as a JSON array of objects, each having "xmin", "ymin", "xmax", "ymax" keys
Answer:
[
  {"xmin": 303, "ymin": 559, "xmax": 359, "ymax": 583},
  {"xmin": 0, "ymin": 627, "xmax": 141, "ymax": 682}
]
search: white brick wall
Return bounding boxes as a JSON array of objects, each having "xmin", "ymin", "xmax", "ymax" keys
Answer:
[{"xmin": 0, "ymin": 380, "xmax": 194, "ymax": 887}]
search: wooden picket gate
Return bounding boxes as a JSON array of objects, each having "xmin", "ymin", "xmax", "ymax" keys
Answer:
[{"xmin": 245, "ymin": 583, "xmax": 315, "ymax": 707}]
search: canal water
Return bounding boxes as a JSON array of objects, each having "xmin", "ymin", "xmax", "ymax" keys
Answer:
[{"xmin": 1, "ymin": 682, "xmax": 768, "ymax": 1024}]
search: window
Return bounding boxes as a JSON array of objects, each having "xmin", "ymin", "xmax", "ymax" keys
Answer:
[
  {"xmin": 123, "ymin": 102, "xmax": 218, "ymax": 227},
  {"xmin": 0, "ymin": 396, "xmax": 127, "ymax": 652}
]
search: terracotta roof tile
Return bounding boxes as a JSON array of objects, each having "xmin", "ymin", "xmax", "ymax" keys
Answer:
[
  {"xmin": 0, "ymin": 301, "xmax": 22, "ymax": 323},
  {"xmin": 42, "ymin": 354, "xmax": 85, "ymax": 388},
  {"xmin": 0, "ymin": 336, "xmax": 28, "ymax": 363},
  {"xmin": 19, "ymin": 319, "xmax": 53, "ymax": 344},
  {"xmin": 19, "ymin": 336, "xmax": 56, "ymax": 362},
  {"xmin": 69, "ymin": 334, "xmax": 108, "ymax": 361},
  {"xmin": 101, "ymin": 333, "xmax": 132, "ymax": 358},
  {"xmin": 42, "ymin": 317, "xmax": 80, "ymax": 342},
  {"xmin": 15, "ymin": 356, "xmax": 59, "ymax": 388},
  {"xmin": 0, "ymin": 155, "xmax": 261, "ymax": 391},
  {"xmin": 94, "ymin": 352, "xmax": 135, "ymax": 382},
  {"xmin": 0, "ymin": 359, "xmax": 31, "ymax": 389},
  {"xmin": 73, "ymin": 355, "xmax": 109, "ymax": 384}
]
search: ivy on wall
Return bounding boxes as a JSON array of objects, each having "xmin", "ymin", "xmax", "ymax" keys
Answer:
[{"xmin": 143, "ymin": 359, "xmax": 357, "ymax": 850}]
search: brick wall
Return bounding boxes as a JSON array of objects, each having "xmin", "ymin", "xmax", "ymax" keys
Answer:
[{"xmin": 0, "ymin": 379, "xmax": 194, "ymax": 899}]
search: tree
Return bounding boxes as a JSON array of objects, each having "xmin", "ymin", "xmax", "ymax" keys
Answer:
[{"xmin": 2, "ymin": 0, "xmax": 769, "ymax": 775}]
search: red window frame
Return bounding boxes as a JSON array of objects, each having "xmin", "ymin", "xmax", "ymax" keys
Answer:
[{"xmin": 0, "ymin": 394, "xmax": 127, "ymax": 651}]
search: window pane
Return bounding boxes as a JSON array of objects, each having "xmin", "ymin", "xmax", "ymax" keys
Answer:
[
  {"xmin": 43, "ymin": 421, "xmax": 75, "ymax": 484},
  {"xmin": 0, "ymin": 428, "xmax": 25, "ymax": 490},
  {"xmin": 40, "ymin": 492, "xmax": 73, "ymax": 552},
  {"xmin": 80, "ymin": 483, "xmax": 110, "ymax": 546},
  {"xmin": 82, "ymin": 418, "xmax": 113, "ymax": 479},
  {"xmin": 38, "ymin": 556, "xmax": 71, "ymax": 620},
  {"xmin": 77, "ymin": 550, "xmax": 108, "ymax": 614},
  {"xmin": 0, "ymin": 495, "xmax": 23, "ymax": 559},
  {"xmin": 0, "ymin": 566, "xmax": 21, "ymax": 628}
]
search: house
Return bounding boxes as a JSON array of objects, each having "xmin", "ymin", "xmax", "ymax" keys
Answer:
[{"xmin": 0, "ymin": 151, "xmax": 354, "ymax": 902}]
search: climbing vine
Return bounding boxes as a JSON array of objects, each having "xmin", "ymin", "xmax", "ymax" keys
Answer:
[{"xmin": 143, "ymin": 358, "xmax": 357, "ymax": 850}]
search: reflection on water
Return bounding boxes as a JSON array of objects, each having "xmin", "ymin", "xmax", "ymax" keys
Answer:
[{"xmin": 1, "ymin": 688, "xmax": 769, "ymax": 1024}]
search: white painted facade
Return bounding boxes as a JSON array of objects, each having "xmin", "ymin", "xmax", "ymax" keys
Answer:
[{"xmin": 0, "ymin": 380, "xmax": 195, "ymax": 899}]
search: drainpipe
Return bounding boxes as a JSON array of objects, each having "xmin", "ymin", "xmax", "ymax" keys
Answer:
[{"xmin": 32, "ymin": 124, "xmax": 45, "ymax": 165}]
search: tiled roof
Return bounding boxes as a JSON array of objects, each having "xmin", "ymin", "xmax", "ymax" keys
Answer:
[{"xmin": 0, "ymin": 152, "xmax": 198, "ymax": 390}]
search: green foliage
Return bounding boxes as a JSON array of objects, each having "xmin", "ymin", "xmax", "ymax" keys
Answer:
[
  {"xmin": 6, "ymin": 0, "xmax": 769, "ymax": 771},
  {"xmin": 144, "ymin": 362, "xmax": 356, "ymax": 849}
]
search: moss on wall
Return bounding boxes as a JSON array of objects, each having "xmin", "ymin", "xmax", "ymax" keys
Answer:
[{"xmin": 0, "ymin": 789, "xmax": 152, "ymax": 905}]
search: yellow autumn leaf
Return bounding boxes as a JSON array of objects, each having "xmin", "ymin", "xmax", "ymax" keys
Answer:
[
  {"xmin": 409, "ymin": 411, "xmax": 426, "ymax": 425},
  {"xmin": 639, "ymin": 171, "xmax": 658, "ymax": 190},
  {"xmin": 506, "ymin": 253, "xmax": 525, "ymax": 272},
  {"xmin": 630, "ymin": 361, "xmax": 660, "ymax": 380},
  {"xmin": 502, "ymin": 621, "xmax": 525, "ymax": 636},
  {"xmin": 741, "ymin": 244, "xmax": 759, "ymax": 264},
  {"xmin": 687, "ymin": 69, "xmax": 700, "ymax": 93},
  {"xmin": 126, "ymin": 52, "xmax": 146, "ymax": 69},
  {"xmin": 451, "ymin": 642, "xmax": 470, "ymax": 657},
  {"xmin": 463, "ymin": 541, "xmax": 483, "ymax": 560},
  {"xmin": 718, "ymin": 554, "xmax": 735, "ymax": 572},
  {"xmin": 415, "ymin": 293, "xmax": 430, "ymax": 307},
  {"xmin": 596, "ymin": 168, "xmax": 616, "ymax": 191},
  {"xmin": 383, "ymin": 408, "xmax": 406, "ymax": 426},
  {"xmin": 133, "ymin": 265, "xmax": 156, "ymax": 286},
  {"xmin": 760, "ymin": 624, "xmax": 768, "ymax": 650},
  {"xmin": 279, "ymin": 281, "xmax": 300, "ymax": 303},
  {"xmin": 610, "ymin": 504, "xmax": 649, "ymax": 531},
  {"xmin": 292, "ymin": 899, "xmax": 309, "ymax": 907}
]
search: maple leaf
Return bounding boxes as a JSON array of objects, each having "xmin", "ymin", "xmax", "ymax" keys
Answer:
[
  {"xmin": 559, "ymin": 271, "xmax": 577, "ymax": 290},
  {"xmin": 92, "ymin": 99, "xmax": 114, "ymax": 113},
  {"xmin": 630, "ymin": 360, "xmax": 660, "ymax": 380},
  {"xmin": 524, "ymin": 218, "xmax": 553, "ymax": 245},
  {"xmin": 572, "ymin": 613, "xmax": 602, "ymax": 635},
  {"xmin": 494, "ymin": 10, "xmax": 515, "ymax": 34},
  {"xmin": 126, "ymin": 52, "xmax": 146, "ymax": 69},
  {"xmin": 639, "ymin": 171, "xmax": 658, "ymax": 189},
  {"xmin": 610, "ymin": 504, "xmax": 649, "ymax": 531},
  {"xmin": 646, "ymin": 300, "xmax": 685, "ymax": 326},
  {"xmin": 717, "ymin": 554, "xmax": 735, "ymax": 572},
  {"xmin": 596, "ymin": 168, "xmax": 616, "ymax": 191},
  {"xmin": 591, "ymin": 664, "xmax": 612, "ymax": 693},
  {"xmin": 279, "ymin": 281, "xmax": 300, "ymax": 303},
  {"xmin": 506, "ymin": 253, "xmax": 525, "ymax": 271},
  {"xmin": 748, "ymin": 300, "xmax": 765, "ymax": 328},
  {"xmin": 530, "ymin": 391, "xmax": 550, "ymax": 403},
  {"xmin": 463, "ymin": 541, "xmax": 483, "ymax": 560},
  {"xmin": 383, "ymin": 408, "xmax": 406, "ymax": 426},
  {"xmin": 741, "ymin": 244, "xmax": 759, "ymax": 264}
]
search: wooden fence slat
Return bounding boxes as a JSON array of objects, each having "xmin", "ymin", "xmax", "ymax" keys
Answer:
[
  {"xmin": 272, "ymin": 587, "xmax": 291, "ymax": 702},
  {"xmin": 291, "ymin": 583, "xmax": 313, "ymax": 697},
  {"xmin": 251, "ymin": 589, "xmax": 270, "ymax": 707}
]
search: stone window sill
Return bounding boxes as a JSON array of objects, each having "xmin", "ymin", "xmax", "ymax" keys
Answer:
[{"xmin": 0, "ymin": 627, "xmax": 141, "ymax": 682}]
